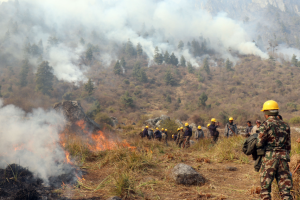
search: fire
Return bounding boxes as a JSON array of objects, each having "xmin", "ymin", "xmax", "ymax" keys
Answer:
[
  {"xmin": 73, "ymin": 120, "xmax": 136, "ymax": 152},
  {"xmin": 13, "ymin": 144, "xmax": 24, "ymax": 151},
  {"xmin": 64, "ymin": 151, "xmax": 72, "ymax": 164}
]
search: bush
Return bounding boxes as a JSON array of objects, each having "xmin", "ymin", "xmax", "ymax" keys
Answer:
[
  {"xmin": 94, "ymin": 113, "xmax": 114, "ymax": 126},
  {"xmin": 290, "ymin": 117, "xmax": 300, "ymax": 125},
  {"xmin": 190, "ymin": 114, "xmax": 204, "ymax": 126},
  {"xmin": 111, "ymin": 172, "xmax": 135, "ymax": 198},
  {"xmin": 175, "ymin": 112, "xmax": 189, "ymax": 121}
]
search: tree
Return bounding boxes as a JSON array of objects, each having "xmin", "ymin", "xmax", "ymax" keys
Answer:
[
  {"xmin": 120, "ymin": 57, "xmax": 126, "ymax": 70},
  {"xmin": 198, "ymin": 71, "xmax": 204, "ymax": 82},
  {"xmin": 203, "ymin": 57, "xmax": 210, "ymax": 74},
  {"xmin": 35, "ymin": 61, "xmax": 54, "ymax": 95},
  {"xmin": 198, "ymin": 92, "xmax": 208, "ymax": 107},
  {"xmin": 84, "ymin": 78, "xmax": 95, "ymax": 96},
  {"xmin": 114, "ymin": 60, "xmax": 122, "ymax": 75},
  {"xmin": 133, "ymin": 62, "xmax": 147, "ymax": 83},
  {"xmin": 180, "ymin": 55, "xmax": 186, "ymax": 67},
  {"xmin": 166, "ymin": 95, "xmax": 172, "ymax": 103},
  {"xmin": 225, "ymin": 59, "xmax": 233, "ymax": 71},
  {"xmin": 80, "ymin": 37, "xmax": 85, "ymax": 45},
  {"xmin": 121, "ymin": 91, "xmax": 134, "ymax": 107},
  {"xmin": 178, "ymin": 40, "xmax": 184, "ymax": 50},
  {"xmin": 164, "ymin": 51, "xmax": 171, "ymax": 64},
  {"xmin": 133, "ymin": 62, "xmax": 141, "ymax": 78},
  {"xmin": 86, "ymin": 47, "xmax": 93, "ymax": 62},
  {"xmin": 86, "ymin": 101, "xmax": 101, "ymax": 119},
  {"xmin": 164, "ymin": 70, "xmax": 175, "ymax": 86},
  {"xmin": 47, "ymin": 36, "xmax": 59, "ymax": 47},
  {"xmin": 136, "ymin": 43, "xmax": 143, "ymax": 57},
  {"xmin": 126, "ymin": 39, "xmax": 136, "ymax": 57},
  {"xmin": 19, "ymin": 59, "xmax": 30, "ymax": 87},
  {"xmin": 191, "ymin": 39, "xmax": 201, "ymax": 57},
  {"xmin": 177, "ymin": 97, "xmax": 181, "ymax": 104},
  {"xmin": 170, "ymin": 53, "xmax": 178, "ymax": 66},
  {"xmin": 138, "ymin": 68, "xmax": 148, "ymax": 83},
  {"xmin": 291, "ymin": 54, "xmax": 298, "ymax": 67},
  {"xmin": 187, "ymin": 62, "xmax": 194, "ymax": 73},
  {"xmin": 154, "ymin": 47, "xmax": 163, "ymax": 65}
]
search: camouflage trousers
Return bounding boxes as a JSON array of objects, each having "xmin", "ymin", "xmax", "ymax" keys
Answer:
[
  {"xmin": 260, "ymin": 151, "xmax": 293, "ymax": 200},
  {"xmin": 184, "ymin": 136, "xmax": 191, "ymax": 148}
]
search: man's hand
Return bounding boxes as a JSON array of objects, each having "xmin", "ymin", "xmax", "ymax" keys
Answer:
[{"xmin": 297, "ymin": 138, "xmax": 300, "ymax": 143}]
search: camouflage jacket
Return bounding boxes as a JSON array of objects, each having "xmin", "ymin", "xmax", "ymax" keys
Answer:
[{"xmin": 256, "ymin": 116, "xmax": 291, "ymax": 158}]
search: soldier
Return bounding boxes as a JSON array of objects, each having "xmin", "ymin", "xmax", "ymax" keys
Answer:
[
  {"xmin": 257, "ymin": 100, "xmax": 292, "ymax": 200},
  {"xmin": 143, "ymin": 126, "xmax": 149, "ymax": 138},
  {"xmin": 139, "ymin": 129, "xmax": 143, "ymax": 138},
  {"xmin": 195, "ymin": 126, "xmax": 204, "ymax": 140},
  {"xmin": 224, "ymin": 117, "xmax": 238, "ymax": 137},
  {"xmin": 148, "ymin": 128, "xmax": 154, "ymax": 139},
  {"xmin": 245, "ymin": 121, "xmax": 253, "ymax": 137},
  {"xmin": 207, "ymin": 124, "xmax": 210, "ymax": 137},
  {"xmin": 184, "ymin": 123, "xmax": 192, "ymax": 148},
  {"xmin": 208, "ymin": 118, "xmax": 219, "ymax": 143},
  {"xmin": 154, "ymin": 127, "xmax": 162, "ymax": 141},
  {"xmin": 174, "ymin": 128, "xmax": 180, "ymax": 142},
  {"xmin": 251, "ymin": 120, "xmax": 261, "ymax": 135},
  {"xmin": 162, "ymin": 129, "xmax": 168, "ymax": 146},
  {"xmin": 177, "ymin": 127, "xmax": 185, "ymax": 148}
]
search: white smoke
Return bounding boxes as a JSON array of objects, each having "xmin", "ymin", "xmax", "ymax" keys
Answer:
[
  {"xmin": 0, "ymin": 0, "xmax": 268, "ymax": 82},
  {"xmin": 0, "ymin": 99, "xmax": 68, "ymax": 182},
  {"xmin": 48, "ymin": 45, "xmax": 87, "ymax": 82}
]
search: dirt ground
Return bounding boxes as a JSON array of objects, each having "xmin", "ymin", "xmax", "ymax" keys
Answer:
[{"xmin": 58, "ymin": 141, "xmax": 262, "ymax": 200}]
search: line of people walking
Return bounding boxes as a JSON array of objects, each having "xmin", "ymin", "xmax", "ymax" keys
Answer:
[{"xmin": 139, "ymin": 100, "xmax": 293, "ymax": 199}]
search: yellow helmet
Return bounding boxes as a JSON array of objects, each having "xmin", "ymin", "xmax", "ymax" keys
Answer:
[
  {"xmin": 146, "ymin": 126, "xmax": 149, "ymax": 129},
  {"xmin": 142, "ymin": 129, "xmax": 144, "ymax": 131},
  {"xmin": 261, "ymin": 100, "xmax": 279, "ymax": 112},
  {"xmin": 161, "ymin": 128, "xmax": 164, "ymax": 131},
  {"xmin": 172, "ymin": 134, "xmax": 174, "ymax": 138},
  {"xmin": 177, "ymin": 128, "xmax": 179, "ymax": 131},
  {"xmin": 156, "ymin": 127, "xmax": 159, "ymax": 130},
  {"xmin": 165, "ymin": 129, "xmax": 167, "ymax": 131},
  {"xmin": 151, "ymin": 128, "xmax": 154, "ymax": 131},
  {"xmin": 198, "ymin": 126, "xmax": 201, "ymax": 129},
  {"xmin": 229, "ymin": 117, "xmax": 233, "ymax": 121},
  {"xmin": 207, "ymin": 124, "xmax": 210, "ymax": 127},
  {"xmin": 180, "ymin": 127, "xmax": 183, "ymax": 130},
  {"xmin": 185, "ymin": 123, "xmax": 189, "ymax": 126},
  {"xmin": 211, "ymin": 118, "xmax": 216, "ymax": 122}
]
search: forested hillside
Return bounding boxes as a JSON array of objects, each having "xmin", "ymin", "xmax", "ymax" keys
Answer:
[{"xmin": 1, "ymin": 0, "xmax": 300, "ymax": 127}]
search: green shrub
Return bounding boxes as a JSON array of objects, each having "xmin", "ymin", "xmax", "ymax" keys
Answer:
[
  {"xmin": 95, "ymin": 113, "xmax": 114, "ymax": 126},
  {"xmin": 290, "ymin": 117, "xmax": 300, "ymax": 125}
]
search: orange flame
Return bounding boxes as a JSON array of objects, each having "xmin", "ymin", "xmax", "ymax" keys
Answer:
[
  {"xmin": 74, "ymin": 120, "xmax": 136, "ymax": 152},
  {"xmin": 14, "ymin": 144, "xmax": 24, "ymax": 151}
]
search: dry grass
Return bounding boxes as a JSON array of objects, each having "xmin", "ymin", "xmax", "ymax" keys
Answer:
[{"xmin": 54, "ymin": 128, "xmax": 300, "ymax": 199}]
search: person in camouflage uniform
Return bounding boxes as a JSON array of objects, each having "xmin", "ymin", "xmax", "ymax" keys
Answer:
[
  {"xmin": 257, "ymin": 100, "xmax": 292, "ymax": 200},
  {"xmin": 177, "ymin": 127, "xmax": 185, "ymax": 148}
]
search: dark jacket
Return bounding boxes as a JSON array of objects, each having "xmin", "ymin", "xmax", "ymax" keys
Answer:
[
  {"xmin": 242, "ymin": 133, "xmax": 265, "ymax": 172},
  {"xmin": 143, "ymin": 128, "xmax": 149, "ymax": 138},
  {"xmin": 184, "ymin": 127, "xmax": 192, "ymax": 137},
  {"xmin": 154, "ymin": 130, "xmax": 162, "ymax": 138},
  {"xmin": 209, "ymin": 124, "xmax": 219, "ymax": 137},
  {"xmin": 165, "ymin": 131, "xmax": 168, "ymax": 139}
]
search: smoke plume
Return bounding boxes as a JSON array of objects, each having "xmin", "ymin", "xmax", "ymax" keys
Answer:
[
  {"xmin": 0, "ymin": 99, "xmax": 68, "ymax": 182},
  {"xmin": 0, "ymin": 0, "xmax": 269, "ymax": 82}
]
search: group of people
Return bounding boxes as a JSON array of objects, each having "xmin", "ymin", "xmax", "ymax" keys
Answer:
[{"xmin": 139, "ymin": 100, "xmax": 294, "ymax": 199}]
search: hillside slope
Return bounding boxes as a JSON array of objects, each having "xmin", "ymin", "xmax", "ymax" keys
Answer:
[{"xmin": 2, "ymin": 54, "xmax": 300, "ymax": 127}]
